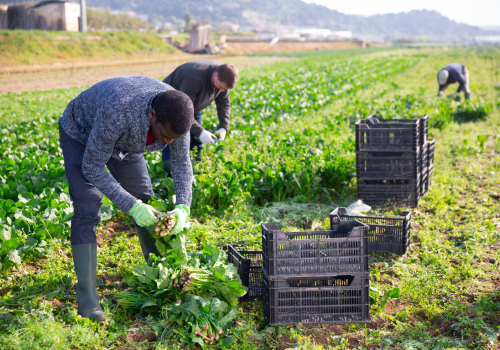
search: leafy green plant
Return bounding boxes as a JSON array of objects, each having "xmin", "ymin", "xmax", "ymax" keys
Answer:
[
  {"xmin": 453, "ymin": 101, "xmax": 493, "ymax": 123},
  {"xmin": 369, "ymin": 286, "xmax": 401, "ymax": 316}
]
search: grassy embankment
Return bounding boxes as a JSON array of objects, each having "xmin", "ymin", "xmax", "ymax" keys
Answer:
[
  {"xmin": 0, "ymin": 30, "xmax": 182, "ymax": 67},
  {"xmin": 0, "ymin": 47, "xmax": 500, "ymax": 349}
]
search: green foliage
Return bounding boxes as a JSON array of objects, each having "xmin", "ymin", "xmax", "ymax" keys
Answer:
[
  {"xmin": 165, "ymin": 56, "xmax": 418, "ymax": 212},
  {"xmin": 453, "ymin": 101, "xmax": 493, "ymax": 123},
  {"xmin": 0, "ymin": 47, "xmax": 499, "ymax": 349},
  {"xmin": 87, "ymin": 8, "xmax": 150, "ymax": 30},
  {"xmin": 0, "ymin": 30, "xmax": 179, "ymax": 66}
]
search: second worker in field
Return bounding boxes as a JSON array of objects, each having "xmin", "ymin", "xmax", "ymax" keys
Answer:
[
  {"xmin": 437, "ymin": 63, "xmax": 471, "ymax": 100},
  {"xmin": 161, "ymin": 59, "xmax": 239, "ymax": 175}
]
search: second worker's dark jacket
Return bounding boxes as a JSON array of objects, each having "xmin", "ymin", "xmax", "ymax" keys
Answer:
[
  {"xmin": 163, "ymin": 59, "xmax": 230, "ymax": 137},
  {"xmin": 438, "ymin": 63, "xmax": 467, "ymax": 93}
]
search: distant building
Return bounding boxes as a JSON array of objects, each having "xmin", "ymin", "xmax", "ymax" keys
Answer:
[
  {"xmin": 474, "ymin": 36, "xmax": 500, "ymax": 45},
  {"xmin": 331, "ymin": 31, "xmax": 353, "ymax": 39},
  {"xmin": 4, "ymin": 0, "xmax": 81, "ymax": 31},
  {"xmin": 293, "ymin": 28, "xmax": 353, "ymax": 40},
  {"xmin": 256, "ymin": 31, "xmax": 276, "ymax": 39},
  {"xmin": 30, "ymin": 1, "xmax": 81, "ymax": 31}
]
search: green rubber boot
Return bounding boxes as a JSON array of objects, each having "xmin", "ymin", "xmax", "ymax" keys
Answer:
[
  {"xmin": 72, "ymin": 244, "xmax": 105, "ymax": 322},
  {"xmin": 137, "ymin": 226, "xmax": 162, "ymax": 262}
]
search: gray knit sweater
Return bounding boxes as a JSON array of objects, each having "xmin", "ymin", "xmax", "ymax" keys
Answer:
[{"xmin": 59, "ymin": 75, "xmax": 192, "ymax": 213}]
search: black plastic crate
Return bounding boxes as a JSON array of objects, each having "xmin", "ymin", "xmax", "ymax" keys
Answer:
[
  {"xmin": 356, "ymin": 147, "xmax": 424, "ymax": 180},
  {"xmin": 420, "ymin": 115, "xmax": 429, "ymax": 146},
  {"xmin": 227, "ymin": 245, "xmax": 263, "ymax": 302},
  {"xmin": 363, "ymin": 115, "xmax": 429, "ymax": 147},
  {"xmin": 356, "ymin": 115, "xmax": 424, "ymax": 152},
  {"xmin": 357, "ymin": 178, "xmax": 420, "ymax": 208},
  {"xmin": 421, "ymin": 169, "xmax": 428, "ymax": 195},
  {"xmin": 427, "ymin": 139, "xmax": 435, "ymax": 169},
  {"xmin": 329, "ymin": 208, "xmax": 411, "ymax": 254},
  {"xmin": 420, "ymin": 146, "xmax": 429, "ymax": 177},
  {"xmin": 263, "ymin": 270, "xmax": 370, "ymax": 326},
  {"xmin": 261, "ymin": 221, "xmax": 369, "ymax": 278},
  {"xmin": 422, "ymin": 167, "xmax": 433, "ymax": 196}
]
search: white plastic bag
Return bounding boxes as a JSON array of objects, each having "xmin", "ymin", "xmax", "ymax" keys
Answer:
[{"xmin": 346, "ymin": 200, "xmax": 371, "ymax": 216}]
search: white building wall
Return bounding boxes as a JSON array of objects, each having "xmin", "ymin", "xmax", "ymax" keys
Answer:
[{"xmin": 64, "ymin": 2, "xmax": 80, "ymax": 32}]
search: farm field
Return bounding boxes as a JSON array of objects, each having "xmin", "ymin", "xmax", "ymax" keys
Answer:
[{"xmin": 0, "ymin": 46, "xmax": 499, "ymax": 349}]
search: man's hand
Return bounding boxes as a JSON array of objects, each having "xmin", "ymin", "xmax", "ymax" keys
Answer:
[
  {"xmin": 199, "ymin": 130, "xmax": 216, "ymax": 144},
  {"xmin": 437, "ymin": 91, "xmax": 444, "ymax": 97},
  {"xmin": 169, "ymin": 204, "xmax": 190, "ymax": 235},
  {"xmin": 215, "ymin": 128, "xmax": 227, "ymax": 140},
  {"xmin": 128, "ymin": 200, "xmax": 160, "ymax": 227}
]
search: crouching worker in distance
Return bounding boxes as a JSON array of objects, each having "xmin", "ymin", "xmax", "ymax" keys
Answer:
[
  {"xmin": 58, "ymin": 76, "xmax": 194, "ymax": 322},
  {"xmin": 161, "ymin": 59, "xmax": 239, "ymax": 176},
  {"xmin": 437, "ymin": 63, "xmax": 471, "ymax": 100}
]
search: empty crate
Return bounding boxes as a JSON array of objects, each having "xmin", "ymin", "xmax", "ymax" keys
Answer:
[
  {"xmin": 356, "ymin": 117, "xmax": 421, "ymax": 152},
  {"xmin": 357, "ymin": 178, "xmax": 420, "ymax": 208},
  {"xmin": 261, "ymin": 221, "xmax": 369, "ymax": 278},
  {"xmin": 329, "ymin": 207, "xmax": 411, "ymax": 254},
  {"xmin": 356, "ymin": 148, "xmax": 424, "ymax": 180},
  {"xmin": 263, "ymin": 270, "xmax": 370, "ymax": 326},
  {"xmin": 227, "ymin": 245, "xmax": 264, "ymax": 302},
  {"xmin": 427, "ymin": 139, "xmax": 435, "ymax": 169}
]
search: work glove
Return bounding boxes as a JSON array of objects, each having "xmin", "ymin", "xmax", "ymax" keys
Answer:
[
  {"xmin": 169, "ymin": 204, "xmax": 190, "ymax": 235},
  {"xmin": 199, "ymin": 130, "xmax": 216, "ymax": 144},
  {"xmin": 128, "ymin": 200, "xmax": 160, "ymax": 227},
  {"xmin": 465, "ymin": 92, "xmax": 471, "ymax": 100},
  {"xmin": 215, "ymin": 128, "xmax": 227, "ymax": 140},
  {"xmin": 450, "ymin": 92, "xmax": 458, "ymax": 99}
]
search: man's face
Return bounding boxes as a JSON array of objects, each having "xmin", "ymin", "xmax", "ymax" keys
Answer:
[
  {"xmin": 213, "ymin": 72, "xmax": 231, "ymax": 92},
  {"xmin": 149, "ymin": 110, "xmax": 183, "ymax": 144}
]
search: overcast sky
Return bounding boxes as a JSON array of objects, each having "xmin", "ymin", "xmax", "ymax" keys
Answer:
[{"xmin": 303, "ymin": 0, "xmax": 500, "ymax": 27}]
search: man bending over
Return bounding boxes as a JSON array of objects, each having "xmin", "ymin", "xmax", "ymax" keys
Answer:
[
  {"xmin": 162, "ymin": 59, "xmax": 239, "ymax": 175},
  {"xmin": 59, "ymin": 76, "xmax": 194, "ymax": 322}
]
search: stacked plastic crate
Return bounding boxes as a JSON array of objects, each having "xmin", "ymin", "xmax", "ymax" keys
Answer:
[
  {"xmin": 259, "ymin": 221, "xmax": 371, "ymax": 326},
  {"xmin": 355, "ymin": 115, "xmax": 434, "ymax": 208},
  {"xmin": 227, "ymin": 246, "xmax": 264, "ymax": 302},
  {"xmin": 329, "ymin": 207, "xmax": 412, "ymax": 254}
]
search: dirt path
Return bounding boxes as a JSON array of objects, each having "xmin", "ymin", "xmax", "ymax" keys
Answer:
[{"xmin": 0, "ymin": 55, "xmax": 289, "ymax": 94}]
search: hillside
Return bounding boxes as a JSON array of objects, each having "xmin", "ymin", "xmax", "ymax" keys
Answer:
[
  {"xmin": 1, "ymin": 0, "xmax": 490, "ymax": 40},
  {"xmin": 73, "ymin": 1, "xmax": 496, "ymax": 40},
  {"xmin": 0, "ymin": 30, "xmax": 180, "ymax": 66}
]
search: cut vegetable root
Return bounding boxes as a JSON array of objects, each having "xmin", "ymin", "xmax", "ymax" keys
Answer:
[{"xmin": 155, "ymin": 215, "xmax": 176, "ymax": 236}]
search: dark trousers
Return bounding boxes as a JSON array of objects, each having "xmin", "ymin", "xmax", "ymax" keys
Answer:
[
  {"xmin": 59, "ymin": 124, "xmax": 153, "ymax": 245},
  {"xmin": 162, "ymin": 111, "xmax": 202, "ymax": 163}
]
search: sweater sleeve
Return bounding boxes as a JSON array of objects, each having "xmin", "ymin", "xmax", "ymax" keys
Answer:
[
  {"xmin": 215, "ymin": 89, "xmax": 231, "ymax": 132},
  {"xmin": 169, "ymin": 132, "xmax": 193, "ymax": 207},
  {"xmin": 81, "ymin": 108, "xmax": 137, "ymax": 213}
]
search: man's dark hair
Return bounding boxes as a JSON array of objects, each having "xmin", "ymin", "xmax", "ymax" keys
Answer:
[
  {"xmin": 215, "ymin": 64, "xmax": 239, "ymax": 89},
  {"xmin": 152, "ymin": 90, "xmax": 194, "ymax": 135}
]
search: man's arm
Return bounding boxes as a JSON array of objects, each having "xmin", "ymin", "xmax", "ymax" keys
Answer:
[
  {"xmin": 215, "ymin": 89, "xmax": 231, "ymax": 133},
  {"xmin": 81, "ymin": 109, "xmax": 137, "ymax": 213},
  {"xmin": 177, "ymin": 80, "xmax": 204, "ymax": 137},
  {"xmin": 169, "ymin": 132, "xmax": 193, "ymax": 207}
]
